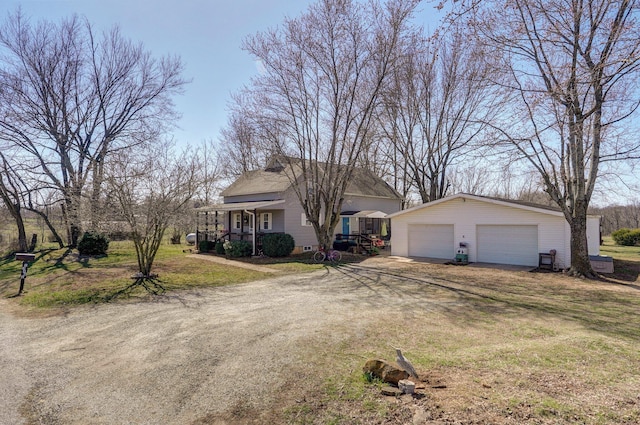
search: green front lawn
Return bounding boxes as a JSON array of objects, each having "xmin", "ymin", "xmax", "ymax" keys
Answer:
[{"xmin": 0, "ymin": 241, "xmax": 323, "ymax": 308}]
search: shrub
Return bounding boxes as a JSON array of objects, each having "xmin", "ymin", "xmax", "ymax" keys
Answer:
[
  {"xmin": 215, "ymin": 241, "xmax": 226, "ymax": 255},
  {"xmin": 612, "ymin": 228, "xmax": 640, "ymax": 246},
  {"xmin": 262, "ymin": 233, "xmax": 295, "ymax": 257},
  {"xmin": 77, "ymin": 231, "xmax": 109, "ymax": 256},
  {"xmin": 225, "ymin": 240, "xmax": 253, "ymax": 257},
  {"xmin": 198, "ymin": 240, "xmax": 209, "ymax": 252},
  {"xmin": 198, "ymin": 240, "xmax": 217, "ymax": 252}
]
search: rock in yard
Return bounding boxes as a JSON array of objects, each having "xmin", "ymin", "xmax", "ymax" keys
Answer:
[
  {"xmin": 381, "ymin": 386, "xmax": 402, "ymax": 396},
  {"xmin": 363, "ymin": 359, "xmax": 409, "ymax": 385},
  {"xmin": 398, "ymin": 379, "xmax": 416, "ymax": 395}
]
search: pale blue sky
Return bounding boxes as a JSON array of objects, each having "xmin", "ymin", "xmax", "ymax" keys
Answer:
[
  {"xmin": 7, "ymin": 0, "xmax": 445, "ymax": 147},
  {"xmin": 6, "ymin": 0, "xmax": 315, "ymax": 145}
]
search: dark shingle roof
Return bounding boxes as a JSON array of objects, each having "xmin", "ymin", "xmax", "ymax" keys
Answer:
[
  {"xmin": 220, "ymin": 169, "xmax": 293, "ymax": 197},
  {"xmin": 345, "ymin": 167, "xmax": 401, "ymax": 199},
  {"xmin": 221, "ymin": 159, "xmax": 401, "ymax": 200}
]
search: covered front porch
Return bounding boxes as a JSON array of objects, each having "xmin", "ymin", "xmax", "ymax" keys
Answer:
[{"xmin": 195, "ymin": 199, "xmax": 286, "ymax": 255}]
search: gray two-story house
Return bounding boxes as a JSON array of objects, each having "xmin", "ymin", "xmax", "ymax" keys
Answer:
[{"xmin": 196, "ymin": 157, "xmax": 402, "ymax": 254}]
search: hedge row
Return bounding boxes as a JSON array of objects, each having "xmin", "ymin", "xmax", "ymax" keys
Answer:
[
  {"xmin": 198, "ymin": 233, "xmax": 296, "ymax": 257},
  {"xmin": 611, "ymin": 228, "xmax": 640, "ymax": 246}
]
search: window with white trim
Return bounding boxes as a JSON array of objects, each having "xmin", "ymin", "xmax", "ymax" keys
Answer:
[
  {"xmin": 261, "ymin": 212, "xmax": 272, "ymax": 230},
  {"xmin": 233, "ymin": 213, "xmax": 241, "ymax": 229},
  {"xmin": 301, "ymin": 213, "xmax": 312, "ymax": 227}
]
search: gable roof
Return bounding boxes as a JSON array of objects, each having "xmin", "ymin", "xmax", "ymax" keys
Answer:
[
  {"xmin": 220, "ymin": 169, "xmax": 292, "ymax": 197},
  {"xmin": 345, "ymin": 167, "xmax": 402, "ymax": 199},
  {"xmin": 221, "ymin": 158, "xmax": 402, "ymax": 200},
  {"xmin": 387, "ymin": 193, "xmax": 570, "ymax": 218}
]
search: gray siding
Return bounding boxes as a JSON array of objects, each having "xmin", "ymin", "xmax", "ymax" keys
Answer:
[
  {"xmin": 281, "ymin": 188, "xmax": 318, "ymax": 249},
  {"xmin": 221, "ymin": 188, "xmax": 403, "ymax": 252}
]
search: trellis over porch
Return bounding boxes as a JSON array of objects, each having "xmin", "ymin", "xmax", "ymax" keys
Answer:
[{"xmin": 194, "ymin": 200, "xmax": 286, "ymax": 256}]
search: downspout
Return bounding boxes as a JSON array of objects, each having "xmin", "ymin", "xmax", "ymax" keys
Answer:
[{"xmin": 244, "ymin": 209, "xmax": 256, "ymax": 255}]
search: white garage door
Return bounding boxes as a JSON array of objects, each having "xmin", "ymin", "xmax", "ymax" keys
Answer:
[
  {"xmin": 408, "ymin": 224, "xmax": 454, "ymax": 259},
  {"xmin": 477, "ymin": 225, "xmax": 538, "ymax": 266}
]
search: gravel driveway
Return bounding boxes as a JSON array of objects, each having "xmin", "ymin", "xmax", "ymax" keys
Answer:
[{"xmin": 0, "ymin": 258, "xmax": 464, "ymax": 425}]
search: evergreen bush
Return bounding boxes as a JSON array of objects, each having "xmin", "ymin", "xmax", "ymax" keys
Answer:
[
  {"xmin": 226, "ymin": 240, "xmax": 253, "ymax": 257},
  {"xmin": 198, "ymin": 240, "xmax": 210, "ymax": 252},
  {"xmin": 77, "ymin": 231, "xmax": 109, "ymax": 256},
  {"xmin": 262, "ymin": 233, "xmax": 295, "ymax": 257},
  {"xmin": 612, "ymin": 228, "xmax": 640, "ymax": 246},
  {"xmin": 215, "ymin": 241, "xmax": 226, "ymax": 255}
]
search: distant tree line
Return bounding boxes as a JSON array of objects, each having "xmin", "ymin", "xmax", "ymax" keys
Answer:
[{"xmin": 590, "ymin": 202, "xmax": 640, "ymax": 236}]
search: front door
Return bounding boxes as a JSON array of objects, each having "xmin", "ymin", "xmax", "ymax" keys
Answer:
[{"xmin": 342, "ymin": 217, "xmax": 350, "ymax": 235}]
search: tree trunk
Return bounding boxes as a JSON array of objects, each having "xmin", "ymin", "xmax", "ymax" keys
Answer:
[
  {"xmin": 5, "ymin": 201, "xmax": 28, "ymax": 252},
  {"xmin": 567, "ymin": 205, "xmax": 596, "ymax": 278},
  {"xmin": 62, "ymin": 190, "xmax": 83, "ymax": 247},
  {"xmin": 9, "ymin": 204, "xmax": 28, "ymax": 252},
  {"xmin": 15, "ymin": 212, "xmax": 27, "ymax": 252},
  {"xmin": 90, "ymin": 161, "xmax": 104, "ymax": 230},
  {"xmin": 27, "ymin": 207, "xmax": 65, "ymax": 249},
  {"xmin": 0, "ymin": 178, "xmax": 27, "ymax": 252}
]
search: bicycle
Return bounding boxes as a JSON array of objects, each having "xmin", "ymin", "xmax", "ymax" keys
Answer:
[{"xmin": 313, "ymin": 246, "xmax": 342, "ymax": 263}]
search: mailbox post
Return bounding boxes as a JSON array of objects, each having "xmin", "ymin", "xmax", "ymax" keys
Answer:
[{"xmin": 15, "ymin": 253, "xmax": 36, "ymax": 295}]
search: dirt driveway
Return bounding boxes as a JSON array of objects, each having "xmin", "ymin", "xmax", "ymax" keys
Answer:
[{"xmin": 0, "ymin": 257, "xmax": 468, "ymax": 425}]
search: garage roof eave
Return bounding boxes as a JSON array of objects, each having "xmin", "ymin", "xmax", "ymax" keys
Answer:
[{"xmin": 387, "ymin": 193, "xmax": 571, "ymax": 218}]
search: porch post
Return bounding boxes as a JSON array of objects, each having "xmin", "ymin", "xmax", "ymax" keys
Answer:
[
  {"xmin": 205, "ymin": 211, "xmax": 209, "ymax": 241},
  {"xmin": 196, "ymin": 211, "xmax": 200, "ymax": 243},
  {"xmin": 252, "ymin": 210, "xmax": 256, "ymax": 256}
]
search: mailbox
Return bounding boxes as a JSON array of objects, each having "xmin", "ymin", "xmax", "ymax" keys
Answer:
[
  {"xmin": 15, "ymin": 253, "xmax": 36, "ymax": 296},
  {"xmin": 15, "ymin": 253, "xmax": 36, "ymax": 262}
]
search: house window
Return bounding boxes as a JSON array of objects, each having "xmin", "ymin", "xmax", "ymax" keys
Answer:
[
  {"xmin": 301, "ymin": 213, "xmax": 312, "ymax": 227},
  {"xmin": 233, "ymin": 213, "xmax": 241, "ymax": 229},
  {"xmin": 261, "ymin": 213, "xmax": 272, "ymax": 230}
]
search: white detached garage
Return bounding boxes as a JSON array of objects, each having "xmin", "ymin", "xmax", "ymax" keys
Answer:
[{"xmin": 388, "ymin": 194, "xmax": 601, "ymax": 268}]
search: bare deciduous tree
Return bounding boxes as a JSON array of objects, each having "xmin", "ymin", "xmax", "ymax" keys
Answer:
[
  {"xmin": 195, "ymin": 138, "xmax": 224, "ymax": 205},
  {"xmin": 591, "ymin": 200, "xmax": 640, "ymax": 235},
  {"xmin": 0, "ymin": 11, "xmax": 186, "ymax": 247},
  {"xmin": 241, "ymin": 0, "xmax": 418, "ymax": 249},
  {"xmin": 0, "ymin": 150, "xmax": 27, "ymax": 252},
  {"xmin": 378, "ymin": 27, "xmax": 495, "ymax": 203},
  {"xmin": 469, "ymin": 0, "xmax": 640, "ymax": 277},
  {"xmin": 106, "ymin": 141, "xmax": 200, "ymax": 294},
  {"xmin": 219, "ymin": 96, "xmax": 269, "ymax": 179}
]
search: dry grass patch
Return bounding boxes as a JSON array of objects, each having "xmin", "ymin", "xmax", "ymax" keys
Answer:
[{"xmin": 271, "ymin": 260, "xmax": 640, "ymax": 424}]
